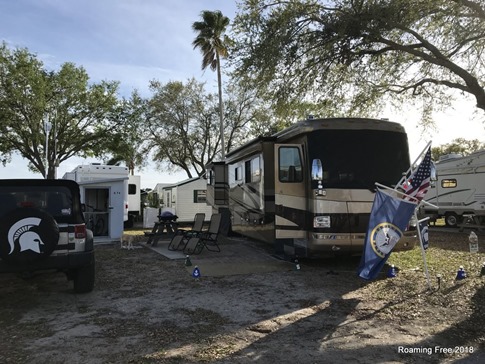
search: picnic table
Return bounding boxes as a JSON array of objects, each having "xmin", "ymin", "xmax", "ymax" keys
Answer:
[{"xmin": 145, "ymin": 214, "xmax": 178, "ymax": 247}]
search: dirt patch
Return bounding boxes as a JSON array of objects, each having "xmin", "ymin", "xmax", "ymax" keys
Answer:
[{"xmin": 0, "ymin": 231, "xmax": 484, "ymax": 363}]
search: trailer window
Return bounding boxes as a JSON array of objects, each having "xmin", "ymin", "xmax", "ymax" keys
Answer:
[
  {"xmin": 441, "ymin": 179, "xmax": 457, "ymax": 188},
  {"xmin": 128, "ymin": 184, "xmax": 137, "ymax": 195},
  {"xmin": 279, "ymin": 147, "xmax": 303, "ymax": 183},
  {"xmin": 193, "ymin": 190, "xmax": 207, "ymax": 203}
]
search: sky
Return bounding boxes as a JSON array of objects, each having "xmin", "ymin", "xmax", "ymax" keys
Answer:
[{"xmin": 1, "ymin": 0, "xmax": 484, "ymax": 188}]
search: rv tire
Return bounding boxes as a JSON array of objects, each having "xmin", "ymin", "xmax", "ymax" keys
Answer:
[{"xmin": 444, "ymin": 213, "xmax": 460, "ymax": 228}]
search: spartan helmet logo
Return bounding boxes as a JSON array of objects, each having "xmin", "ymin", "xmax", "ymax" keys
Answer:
[{"xmin": 7, "ymin": 217, "xmax": 44, "ymax": 254}]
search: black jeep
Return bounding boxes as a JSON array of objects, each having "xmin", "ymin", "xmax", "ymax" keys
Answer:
[{"xmin": 0, "ymin": 179, "xmax": 95, "ymax": 293}]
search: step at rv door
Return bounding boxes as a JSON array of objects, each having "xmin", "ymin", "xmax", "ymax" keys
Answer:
[{"xmin": 274, "ymin": 144, "xmax": 307, "ymax": 257}]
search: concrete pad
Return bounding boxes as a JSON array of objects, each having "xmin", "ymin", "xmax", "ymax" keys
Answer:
[{"xmin": 140, "ymin": 236, "xmax": 294, "ymax": 276}]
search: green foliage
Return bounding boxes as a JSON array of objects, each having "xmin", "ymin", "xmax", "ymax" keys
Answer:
[
  {"xmin": 232, "ymin": 0, "xmax": 485, "ymax": 120},
  {"xmin": 103, "ymin": 90, "xmax": 149, "ymax": 174},
  {"xmin": 192, "ymin": 10, "xmax": 231, "ymax": 72},
  {"xmin": 144, "ymin": 78, "xmax": 271, "ymax": 177},
  {"xmin": 146, "ymin": 79, "xmax": 220, "ymax": 177},
  {"xmin": 432, "ymin": 138, "xmax": 485, "ymax": 160},
  {"xmin": 0, "ymin": 43, "xmax": 119, "ymax": 178},
  {"xmin": 193, "ymin": 10, "xmax": 232, "ymax": 158},
  {"xmin": 388, "ymin": 242, "xmax": 485, "ymax": 283}
]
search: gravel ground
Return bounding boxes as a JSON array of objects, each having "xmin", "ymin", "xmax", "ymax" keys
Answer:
[{"xmin": 0, "ymin": 230, "xmax": 484, "ymax": 363}]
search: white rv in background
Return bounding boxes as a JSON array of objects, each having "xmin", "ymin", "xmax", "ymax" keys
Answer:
[
  {"xmin": 126, "ymin": 174, "xmax": 141, "ymax": 227},
  {"xmin": 163, "ymin": 177, "xmax": 213, "ymax": 223},
  {"xmin": 63, "ymin": 164, "xmax": 142, "ymax": 239},
  {"xmin": 422, "ymin": 150, "xmax": 485, "ymax": 227}
]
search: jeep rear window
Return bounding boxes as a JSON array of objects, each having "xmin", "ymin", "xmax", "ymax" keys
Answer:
[{"xmin": 0, "ymin": 186, "xmax": 73, "ymax": 218}]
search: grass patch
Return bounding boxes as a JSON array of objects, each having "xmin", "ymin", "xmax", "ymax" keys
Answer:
[{"xmin": 388, "ymin": 231, "xmax": 485, "ymax": 280}]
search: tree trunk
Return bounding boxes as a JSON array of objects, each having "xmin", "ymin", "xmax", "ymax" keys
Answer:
[{"xmin": 216, "ymin": 54, "xmax": 225, "ymax": 159}]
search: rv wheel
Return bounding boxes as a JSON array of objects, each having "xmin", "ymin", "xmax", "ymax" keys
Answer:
[{"xmin": 444, "ymin": 213, "xmax": 460, "ymax": 228}]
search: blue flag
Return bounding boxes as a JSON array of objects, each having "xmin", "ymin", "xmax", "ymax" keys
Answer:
[
  {"xmin": 358, "ymin": 189, "xmax": 417, "ymax": 280},
  {"xmin": 419, "ymin": 221, "xmax": 429, "ymax": 250}
]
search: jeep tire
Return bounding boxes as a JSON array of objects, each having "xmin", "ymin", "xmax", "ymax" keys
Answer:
[
  {"xmin": 72, "ymin": 258, "xmax": 95, "ymax": 293},
  {"xmin": 0, "ymin": 208, "xmax": 59, "ymax": 264}
]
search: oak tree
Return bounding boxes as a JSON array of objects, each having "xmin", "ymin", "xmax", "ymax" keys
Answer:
[
  {"xmin": 232, "ymin": 0, "xmax": 485, "ymax": 121},
  {"xmin": 0, "ymin": 44, "xmax": 119, "ymax": 178}
]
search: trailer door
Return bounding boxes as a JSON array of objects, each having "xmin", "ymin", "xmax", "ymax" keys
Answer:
[{"xmin": 274, "ymin": 144, "xmax": 307, "ymax": 256}]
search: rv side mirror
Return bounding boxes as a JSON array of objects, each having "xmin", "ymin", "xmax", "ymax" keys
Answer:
[{"xmin": 311, "ymin": 159, "xmax": 323, "ymax": 181}]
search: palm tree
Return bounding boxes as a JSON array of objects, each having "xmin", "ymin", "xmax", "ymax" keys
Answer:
[{"xmin": 192, "ymin": 10, "xmax": 230, "ymax": 159}]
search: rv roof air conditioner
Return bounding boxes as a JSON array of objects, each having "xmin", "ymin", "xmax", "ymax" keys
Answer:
[{"xmin": 439, "ymin": 153, "xmax": 463, "ymax": 161}]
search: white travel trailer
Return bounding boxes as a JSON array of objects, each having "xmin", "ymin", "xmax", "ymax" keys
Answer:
[
  {"xmin": 421, "ymin": 150, "xmax": 485, "ymax": 227},
  {"xmin": 163, "ymin": 177, "xmax": 213, "ymax": 223},
  {"xmin": 126, "ymin": 175, "xmax": 141, "ymax": 228},
  {"xmin": 63, "ymin": 164, "xmax": 140, "ymax": 239}
]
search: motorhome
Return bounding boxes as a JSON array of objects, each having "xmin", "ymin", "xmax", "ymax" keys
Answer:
[
  {"xmin": 421, "ymin": 150, "xmax": 485, "ymax": 227},
  {"xmin": 207, "ymin": 117, "xmax": 416, "ymax": 258}
]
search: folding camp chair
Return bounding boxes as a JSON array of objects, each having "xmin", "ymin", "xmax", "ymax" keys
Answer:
[
  {"xmin": 184, "ymin": 213, "xmax": 222, "ymax": 255},
  {"xmin": 168, "ymin": 213, "xmax": 205, "ymax": 251}
]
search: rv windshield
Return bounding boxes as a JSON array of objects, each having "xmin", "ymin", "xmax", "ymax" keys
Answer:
[{"xmin": 307, "ymin": 129, "xmax": 410, "ymax": 189}]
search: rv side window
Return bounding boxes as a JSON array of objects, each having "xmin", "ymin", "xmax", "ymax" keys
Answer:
[
  {"xmin": 441, "ymin": 179, "xmax": 457, "ymax": 188},
  {"xmin": 244, "ymin": 156, "xmax": 261, "ymax": 183},
  {"xmin": 207, "ymin": 169, "xmax": 214, "ymax": 185},
  {"xmin": 128, "ymin": 184, "xmax": 137, "ymax": 195},
  {"xmin": 235, "ymin": 166, "xmax": 243, "ymax": 181},
  {"xmin": 251, "ymin": 156, "xmax": 261, "ymax": 182},
  {"xmin": 245, "ymin": 160, "xmax": 251, "ymax": 183},
  {"xmin": 193, "ymin": 190, "xmax": 207, "ymax": 203},
  {"xmin": 279, "ymin": 147, "xmax": 303, "ymax": 183}
]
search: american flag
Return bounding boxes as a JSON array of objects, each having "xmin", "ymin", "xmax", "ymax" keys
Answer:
[{"xmin": 403, "ymin": 146, "xmax": 432, "ymax": 202}]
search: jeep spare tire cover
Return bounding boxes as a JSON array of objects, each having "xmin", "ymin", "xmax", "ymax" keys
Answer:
[{"xmin": 0, "ymin": 208, "xmax": 60, "ymax": 264}]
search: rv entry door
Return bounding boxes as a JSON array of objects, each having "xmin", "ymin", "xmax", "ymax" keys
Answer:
[{"xmin": 274, "ymin": 144, "xmax": 307, "ymax": 256}]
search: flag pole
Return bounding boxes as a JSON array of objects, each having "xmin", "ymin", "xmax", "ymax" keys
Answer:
[
  {"xmin": 375, "ymin": 182, "xmax": 437, "ymax": 208},
  {"xmin": 366, "ymin": 144, "xmax": 436, "ymax": 286},
  {"xmin": 395, "ymin": 141, "xmax": 433, "ymax": 189},
  {"xmin": 375, "ymin": 182, "xmax": 431, "ymax": 287},
  {"xmin": 416, "ymin": 214, "xmax": 432, "ymax": 289}
]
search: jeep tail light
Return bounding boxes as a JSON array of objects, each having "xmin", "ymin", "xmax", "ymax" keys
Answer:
[{"xmin": 75, "ymin": 224, "xmax": 87, "ymax": 239}]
